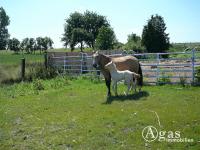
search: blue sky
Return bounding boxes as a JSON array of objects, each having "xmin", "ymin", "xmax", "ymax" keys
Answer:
[{"xmin": 1, "ymin": 0, "xmax": 200, "ymax": 48}]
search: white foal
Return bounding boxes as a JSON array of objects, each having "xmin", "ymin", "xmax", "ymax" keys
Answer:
[{"xmin": 105, "ymin": 61, "xmax": 140, "ymax": 96}]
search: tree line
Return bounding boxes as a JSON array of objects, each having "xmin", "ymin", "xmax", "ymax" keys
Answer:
[
  {"xmin": 61, "ymin": 11, "xmax": 170, "ymax": 53},
  {"xmin": 0, "ymin": 7, "xmax": 53, "ymax": 54},
  {"xmin": 7, "ymin": 37, "xmax": 53, "ymax": 53},
  {"xmin": 0, "ymin": 6, "xmax": 170, "ymax": 53}
]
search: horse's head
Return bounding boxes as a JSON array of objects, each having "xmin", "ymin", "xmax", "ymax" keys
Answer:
[
  {"xmin": 92, "ymin": 51, "xmax": 101, "ymax": 69},
  {"xmin": 92, "ymin": 51, "xmax": 111, "ymax": 69}
]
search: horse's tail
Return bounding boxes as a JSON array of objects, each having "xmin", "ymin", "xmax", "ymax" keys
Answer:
[{"xmin": 138, "ymin": 63, "xmax": 143, "ymax": 87}]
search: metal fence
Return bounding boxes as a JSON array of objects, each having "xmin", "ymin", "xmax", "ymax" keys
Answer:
[{"xmin": 47, "ymin": 49, "xmax": 200, "ymax": 84}]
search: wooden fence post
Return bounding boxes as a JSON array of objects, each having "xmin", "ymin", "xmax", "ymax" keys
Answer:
[
  {"xmin": 63, "ymin": 56, "xmax": 66, "ymax": 73},
  {"xmin": 44, "ymin": 52, "xmax": 48, "ymax": 68},
  {"xmin": 80, "ymin": 53, "xmax": 83, "ymax": 74},
  {"xmin": 21, "ymin": 58, "xmax": 25, "ymax": 81}
]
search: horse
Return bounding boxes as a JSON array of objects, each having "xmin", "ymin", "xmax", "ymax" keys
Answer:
[
  {"xmin": 105, "ymin": 61, "xmax": 140, "ymax": 96},
  {"xmin": 92, "ymin": 51, "xmax": 143, "ymax": 96}
]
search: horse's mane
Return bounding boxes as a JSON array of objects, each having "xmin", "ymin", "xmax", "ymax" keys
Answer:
[
  {"xmin": 99, "ymin": 53, "xmax": 111, "ymax": 59},
  {"xmin": 98, "ymin": 53, "xmax": 111, "ymax": 69}
]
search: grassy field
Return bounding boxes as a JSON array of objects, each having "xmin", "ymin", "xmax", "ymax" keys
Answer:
[
  {"xmin": 0, "ymin": 51, "xmax": 44, "ymax": 83},
  {"xmin": 0, "ymin": 50, "xmax": 44, "ymax": 65},
  {"xmin": 0, "ymin": 76, "xmax": 200, "ymax": 149}
]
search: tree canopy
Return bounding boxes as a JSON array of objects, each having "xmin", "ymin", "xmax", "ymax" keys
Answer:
[
  {"xmin": 123, "ymin": 33, "xmax": 144, "ymax": 52},
  {"xmin": 142, "ymin": 14, "xmax": 170, "ymax": 53},
  {"xmin": 95, "ymin": 26, "xmax": 116, "ymax": 50},
  {"xmin": 20, "ymin": 37, "xmax": 53, "ymax": 53},
  {"xmin": 7, "ymin": 38, "xmax": 20, "ymax": 53},
  {"xmin": 0, "ymin": 7, "xmax": 10, "ymax": 50},
  {"xmin": 62, "ymin": 10, "xmax": 110, "ymax": 51}
]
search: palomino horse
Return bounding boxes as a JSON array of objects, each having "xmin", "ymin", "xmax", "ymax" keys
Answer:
[
  {"xmin": 92, "ymin": 51, "xmax": 143, "ymax": 96},
  {"xmin": 105, "ymin": 61, "xmax": 140, "ymax": 96}
]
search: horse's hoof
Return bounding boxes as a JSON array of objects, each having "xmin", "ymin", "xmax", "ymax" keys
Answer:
[{"xmin": 107, "ymin": 93, "xmax": 111, "ymax": 97}]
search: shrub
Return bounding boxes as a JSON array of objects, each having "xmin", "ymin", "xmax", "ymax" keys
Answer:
[
  {"xmin": 27, "ymin": 63, "xmax": 58, "ymax": 80},
  {"xmin": 33, "ymin": 79, "xmax": 44, "ymax": 91},
  {"xmin": 195, "ymin": 66, "xmax": 200, "ymax": 85},
  {"xmin": 179, "ymin": 76, "xmax": 187, "ymax": 87},
  {"xmin": 157, "ymin": 72, "xmax": 171, "ymax": 85}
]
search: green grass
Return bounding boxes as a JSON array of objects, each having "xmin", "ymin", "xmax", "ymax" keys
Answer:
[
  {"xmin": 0, "ymin": 50, "xmax": 44, "ymax": 65},
  {"xmin": 0, "ymin": 77, "xmax": 200, "ymax": 149},
  {"xmin": 0, "ymin": 51, "xmax": 44, "ymax": 83}
]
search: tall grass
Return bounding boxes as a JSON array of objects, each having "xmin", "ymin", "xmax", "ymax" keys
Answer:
[{"xmin": 0, "ymin": 51, "xmax": 45, "ymax": 83}]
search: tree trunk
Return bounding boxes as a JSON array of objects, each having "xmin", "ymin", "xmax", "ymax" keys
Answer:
[{"xmin": 80, "ymin": 42, "xmax": 83, "ymax": 52}]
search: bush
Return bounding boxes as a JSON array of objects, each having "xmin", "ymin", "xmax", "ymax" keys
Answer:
[
  {"xmin": 33, "ymin": 79, "xmax": 44, "ymax": 91},
  {"xmin": 27, "ymin": 63, "xmax": 58, "ymax": 80},
  {"xmin": 195, "ymin": 66, "xmax": 200, "ymax": 85},
  {"xmin": 179, "ymin": 76, "xmax": 187, "ymax": 87}
]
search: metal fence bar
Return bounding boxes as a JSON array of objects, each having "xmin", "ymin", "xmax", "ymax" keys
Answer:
[{"xmin": 156, "ymin": 53, "xmax": 160, "ymax": 84}]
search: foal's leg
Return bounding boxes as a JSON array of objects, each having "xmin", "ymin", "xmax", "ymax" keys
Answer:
[
  {"xmin": 134, "ymin": 78, "xmax": 137, "ymax": 93},
  {"xmin": 125, "ymin": 81, "xmax": 131, "ymax": 95},
  {"xmin": 112, "ymin": 82, "xmax": 115, "ymax": 91}
]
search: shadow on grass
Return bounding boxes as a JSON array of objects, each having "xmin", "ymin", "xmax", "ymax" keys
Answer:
[
  {"xmin": 104, "ymin": 91, "xmax": 149, "ymax": 104},
  {"xmin": 1, "ymin": 78, "xmax": 22, "ymax": 85}
]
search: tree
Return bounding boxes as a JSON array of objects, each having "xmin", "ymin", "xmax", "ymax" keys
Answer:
[
  {"xmin": 0, "ymin": 7, "xmax": 10, "ymax": 50},
  {"xmin": 62, "ymin": 10, "xmax": 110, "ymax": 51},
  {"xmin": 95, "ymin": 26, "xmax": 116, "ymax": 50},
  {"xmin": 28, "ymin": 38, "xmax": 35, "ymax": 53},
  {"xmin": 83, "ymin": 10, "xmax": 109, "ymax": 48},
  {"xmin": 7, "ymin": 38, "xmax": 20, "ymax": 53},
  {"xmin": 36, "ymin": 37, "xmax": 43, "ymax": 53},
  {"xmin": 40, "ymin": 37, "xmax": 53, "ymax": 51},
  {"xmin": 46, "ymin": 37, "xmax": 53, "ymax": 49},
  {"xmin": 113, "ymin": 41, "xmax": 124, "ymax": 49},
  {"xmin": 20, "ymin": 38, "xmax": 29, "ymax": 53},
  {"xmin": 62, "ymin": 12, "xmax": 84, "ymax": 50},
  {"xmin": 141, "ymin": 14, "xmax": 170, "ymax": 53},
  {"xmin": 71, "ymin": 28, "xmax": 88, "ymax": 52},
  {"xmin": 123, "ymin": 33, "xmax": 144, "ymax": 52}
]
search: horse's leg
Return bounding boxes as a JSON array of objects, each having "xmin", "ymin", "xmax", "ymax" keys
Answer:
[
  {"xmin": 106, "ymin": 79, "xmax": 111, "ymax": 97},
  {"xmin": 126, "ymin": 81, "xmax": 131, "ymax": 95},
  {"xmin": 103, "ymin": 71, "xmax": 111, "ymax": 97},
  {"xmin": 114, "ymin": 81, "xmax": 118, "ymax": 96}
]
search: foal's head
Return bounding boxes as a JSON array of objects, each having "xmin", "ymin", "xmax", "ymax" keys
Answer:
[{"xmin": 105, "ymin": 61, "xmax": 117, "ymax": 71}]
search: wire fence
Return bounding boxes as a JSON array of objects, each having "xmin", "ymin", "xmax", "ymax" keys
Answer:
[{"xmin": 47, "ymin": 49, "xmax": 200, "ymax": 85}]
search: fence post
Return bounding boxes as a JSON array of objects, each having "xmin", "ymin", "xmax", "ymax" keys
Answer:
[
  {"xmin": 21, "ymin": 58, "xmax": 25, "ymax": 81},
  {"xmin": 80, "ymin": 53, "xmax": 83, "ymax": 74},
  {"xmin": 44, "ymin": 52, "xmax": 48, "ymax": 68},
  {"xmin": 191, "ymin": 49, "xmax": 195, "ymax": 84},
  {"xmin": 156, "ymin": 53, "xmax": 160, "ymax": 84}
]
